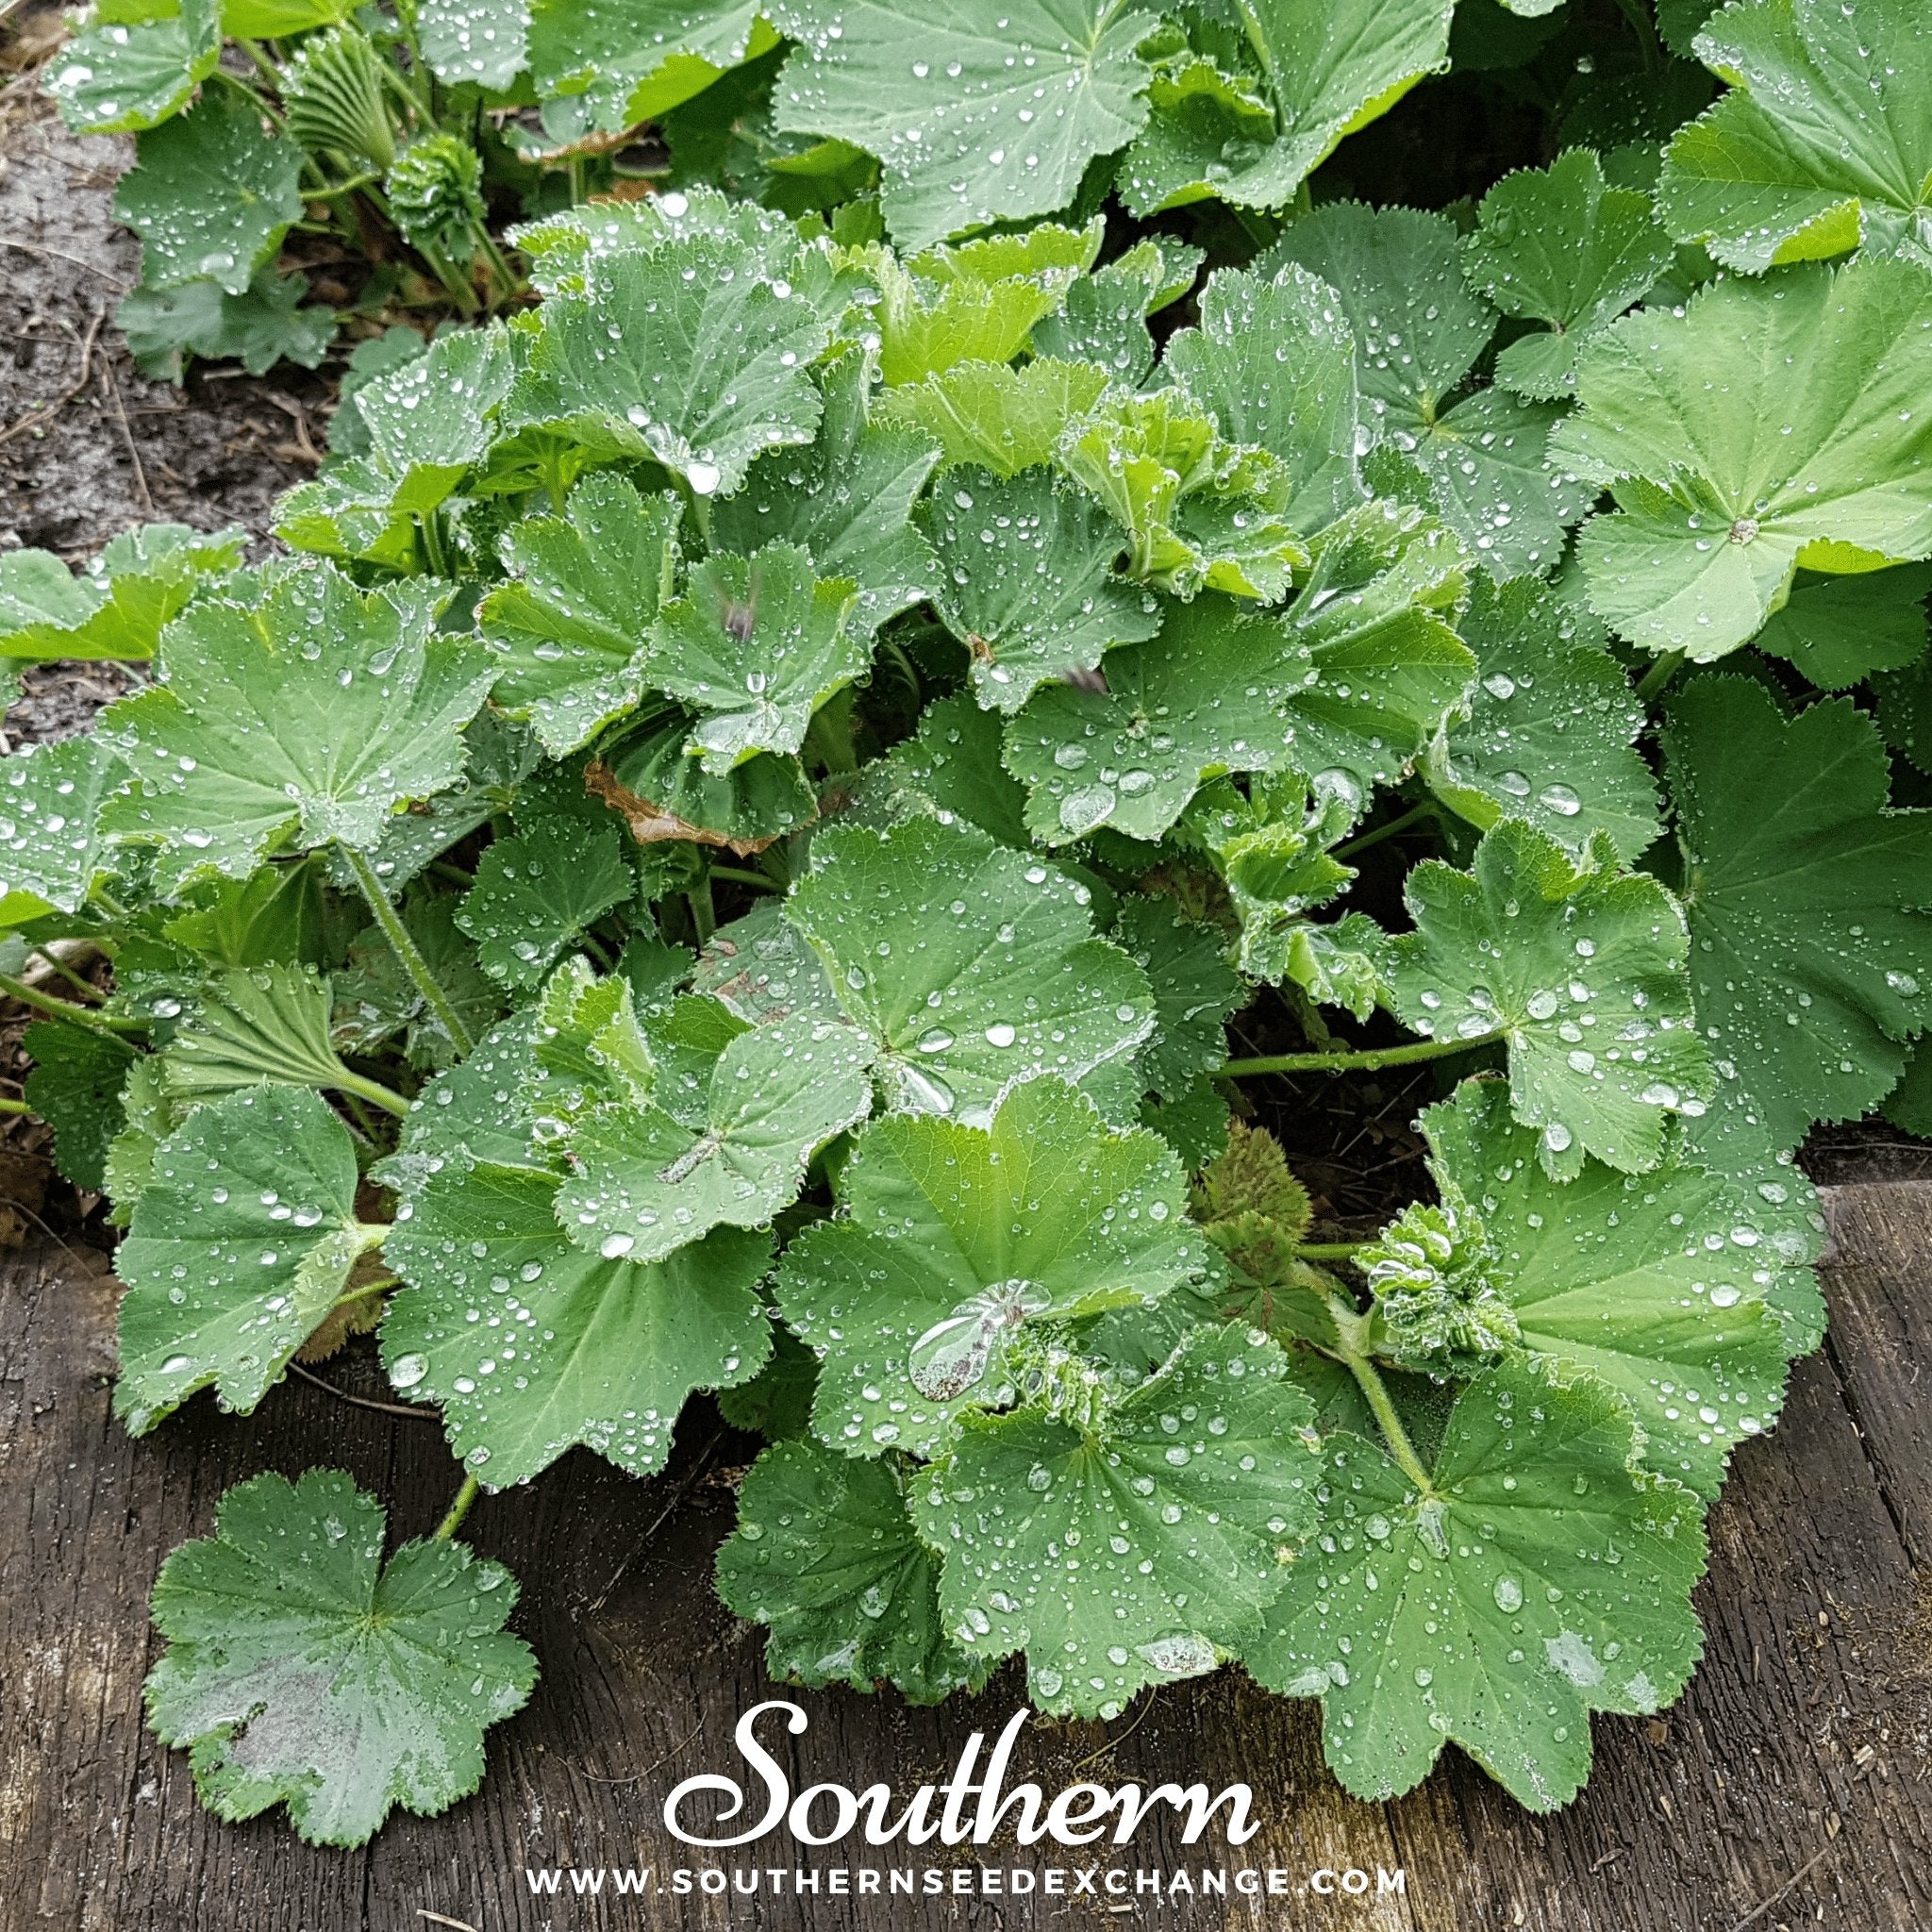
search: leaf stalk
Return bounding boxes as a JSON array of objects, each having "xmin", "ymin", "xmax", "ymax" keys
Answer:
[
  {"xmin": 341, "ymin": 844, "xmax": 476, "ymax": 1058},
  {"xmin": 1221, "ymin": 1030, "xmax": 1504, "ymax": 1077}
]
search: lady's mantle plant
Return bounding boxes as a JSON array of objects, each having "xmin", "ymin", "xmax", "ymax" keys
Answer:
[{"xmin": 9, "ymin": 0, "xmax": 1932, "ymax": 1845}]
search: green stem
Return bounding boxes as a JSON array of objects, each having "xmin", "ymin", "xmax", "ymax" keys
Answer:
[
  {"xmin": 708, "ymin": 865, "xmax": 780, "ymax": 893},
  {"xmin": 341, "ymin": 844, "xmax": 476, "ymax": 1058},
  {"xmin": 803, "ymin": 690, "xmax": 858, "ymax": 774},
  {"xmin": 434, "ymin": 1473, "xmax": 481, "ymax": 1541},
  {"xmin": 333, "ymin": 1067, "xmax": 412, "ymax": 1120},
  {"xmin": 415, "ymin": 508, "xmax": 452, "ymax": 576},
  {"xmin": 688, "ymin": 879, "xmax": 716, "ymax": 945},
  {"xmin": 330, "ymin": 1274, "xmax": 398, "ymax": 1314},
  {"xmin": 236, "ymin": 37, "xmax": 285, "ymax": 92},
  {"xmin": 476, "ymin": 224, "xmax": 520, "ymax": 303},
  {"xmin": 1221, "ymin": 1030, "xmax": 1504, "ymax": 1077},
  {"xmin": 0, "ymin": 974, "xmax": 145, "ymax": 1035},
  {"xmin": 1325, "ymin": 1294, "xmax": 1433, "ymax": 1493},
  {"xmin": 1634, "ymin": 649, "xmax": 1686, "ymax": 705},
  {"xmin": 0, "ymin": 1095, "xmax": 32, "ymax": 1118},
  {"xmin": 29, "ymin": 947, "xmax": 103, "ymax": 1002},
  {"xmin": 208, "ymin": 65, "xmax": 285, "ymax": 131},
  {"xmin": 1334, "ymin": 799, "xmax": 1439, "ymax": 862},
  {"xmin": 1296, "ymin": 1241, "xmax": 1368, "ymax": 1260}
]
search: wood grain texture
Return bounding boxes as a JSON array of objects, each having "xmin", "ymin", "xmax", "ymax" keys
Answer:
[{"xmin": 2, "ymin": 1183, "xmax": 1930, "ymax": 1930}]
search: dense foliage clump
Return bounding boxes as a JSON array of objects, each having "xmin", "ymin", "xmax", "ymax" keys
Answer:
[{"xmin": 11, "ymin": 0, "xmax": 1932, "ymax": 1840}]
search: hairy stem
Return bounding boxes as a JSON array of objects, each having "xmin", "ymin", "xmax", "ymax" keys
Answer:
[
  {"xmin": 1221, "ymin": 1030, "xmax": 1504, "ymax": 1077},
  {"xmin": 0, "ymin": 973, "xmax": 145, "ymax": 1036},
  {"xmin": 329, "ymin": 1274, "xmax": 399, "ymax": 1315},
  {"xmin": 29, "ymin": 947, "xmax": 104, "ymax": 1002},
  {"xmin": 434, "ymin": 1473, "xmax": 481, "ymax": 1541},
  {"xmin": 1324, "ymin": 1294, "xmax": 1433, "ymax": 1494},
  {"xmin": 0, "ymin": 1095, "xmax": 32, "ymax": 1118},
  {"xmin": 341, "ymin": 844, "xmax": 476, "ymax": 1058},
  {"xmin": 332, "ymin": 1067, "xmax": 412, "ymax": 1120},
  {"xmin": 708, "ymin": 864, "xmax": 780, "ymax": 893},
  {"xmin": 1334, "ymin": 799, "xmax": 1439, "ymax": 861},
  {"xmin": 1634, "ymin": 648, "xmax": 1687, "ymax": 705},
  {"xmin": 1296, "ymin": 1241, "xmax": 1368, "ymax": 1261}
]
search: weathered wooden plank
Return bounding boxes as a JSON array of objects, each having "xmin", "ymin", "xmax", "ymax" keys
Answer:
[{"xmin": 1, "ymin": 1184, "xmax": 1928, "ymax": 1929}]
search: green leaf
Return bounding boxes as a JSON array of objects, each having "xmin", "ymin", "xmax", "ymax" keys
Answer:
[
  {"xmin": 0, "ymin": 525, "xmax": 243, "ymax": 661},
  {"xmin": 334, "ymin": 890, "xmax": 503, "ymax": 1073},
  {"xmin": 520, "ymin": 956, "xmax": 656, "ymax": 1129},
  {"xmin": 351, "ymin": 326, "xmax": 514, "ymax": 516},
  {"xmin": 144, "ymin": 1468, "xmax": 536, "ymax": 1846},
  {"xmin": 1465, "ymin": 150, "xmax": 1676, "ymax": 400},
  {"xmin": 1751, "ymin": 563, "xmax": 1932, "ymax": 689},
  {"xmin": 1262, "ymin": 201, "xmax": 1496, "ymax": 423},
  {"xmin": 1360, "ymin": 1189, "xmax": 1523, "ymax": 1376},
  {"xmin": 1161, "ymin": 264, "xmax": 1368, "ymax": 537},
  {"xmin": 225, "ymin": 0, "xmax": 355, "ymax": 34},
  {"xmin": 116, "ymin": 1087, "xmax": 383, "ymax": 1433},
  {"xmin": 912, "ymin": 1323, "xmax": 1318, "ymax": 1717},
  {"xmin": 1001, "ymin": 600, "xmax": 1295, "ymax": 844},
  {"xmin": 119, "ymin": 268, "xmax": 336, "ymax": 381},
  {"xmin": 1030, "ymin": 254, "xmax": 1167, "ymax": 385},
  {"xmin": 102, "ymin": 1056, "xmax": 177, "ymax": 1224},
  {"xmin": 716, "ymin": 1323, "xmax": 819, "ymax": 1440},
  {"xmin": 501, "ymin": 234, "xmax": 834, "ymax": 494},
  {"xmin": 160, "ymin": 858, "xmax": 353, "ymax": 974},
  {"xmin": 419, "ymin": 0, "xmax": 529, "ymax": 88},
  {"xmin": 712, "ymin": 348, "xmax": 941, "ymax": 635},
  {"xmin": 1183, "ymin": 773, "xmax": 1358, "ymax": 983},
  {"xmin": 1551, "ymin": 258, "xmax": 1932, "ymax": 658},
  {"xmin": 100, "ymin": 564, "xmax": 494, "ymax": 887},
  {"xmin": 1661, "ymin": 674, "xmax": 1932, "ymax": 1150},
  {"xmin": 1111, "ymin": 898, "xmax": 1241, "ymax": 1101},
  {"xmin": 387, "ymin": 1011, "xmax": 544, "ymax": 1180},
  {"xmin": 1422, "ymin": 574, "xmax": 1661, "ymax": 862},
  {"xmin": 769, "ymin": 0, "xmax": 1158, "ymax": 253},
  {"xmin": 1388, "ymin": 820, "xmax": 1709, "ymax": 1177},
  {"xmin": 919, "ymin": 466, "xmax": 1160, "ymax": 713},
  {"xmin": 1874, "ymin": 614, "xmax": 1932, "ymax": 767},
  {"xmin": 776, "ymin": 1078, "xmax": 1205, "ymax": 1456},
  {"xmin": 693, "ymin": 898, "xmax": 842, "ymax": 1025},
  {"xmin": 717, "ymin": 1440, "xmax": 989, "ymax": 1701},
  {"xmin": 1058, "ymin": 387, "xmax": 1309, "ymax": 601},
  {"xmin": 1395, "ymin": 387, "xmax": 1591, "ymax": 580},
  {"xmin": 478, "ymin": 475, "xmax": 681, "ymax": 757},
  {"xmin": 1116, "ymin": 51, "xmax": 1295, "ymax": 217},
  {"xmin": 0, "ymin": 736, "xmax": 125, "ymax": 918},
  {"xmin": 528, "ymin": 0, "xmax": 769, "ymax": 133},
  {"xmin": 1006, "ymin": 511, "xmax": 1473, "ymax": 845},
  {"xmin": 160, "ymin": 963, "xmax": 373, "ymax": 1107},
  {"xmin": 885, "ymin": 690, "xmax": 1032, "ymax": 848},
  {"xmin": 48, "ymin": 0, "xmax": 219, "ymax": 133},
  {"xmin": 647, "ymin": 543, "xmax": 863, "ymax": 773},
  {"xmin": 457, "ymin": 822, "xmax": 631, "ymax": 990},
  {"xmin": 383, "ymin": 1160, "xmax": 773, "ymax": 1483},
  {"xmin": 556, "ymin": 1012, "xmax": 873, "ymax": 1263},
  {"xmin": 24, "ymin": 1021, "xmax": 140, "ymax": 1194},
  {"xmin": 588, "ymin": 722, "xmax": 817, "ymax": 856},
  {"xmin": 866, "ymin": 228, "xmax": 1090, "ymax": 387},
  {"xmin": 785, "ymin": 815, "xmax": 1155, "ymax": 1123},
  {"xmin": 1262, "ymin": 203, "xmax": 1586, "ymax": 575},
  {"xmin": 1247, "ymin": 1357, "xmax": 1707, "ymax": 1810},
  {"xmin": 1658, "ymin": 0, "xmax": 1932, "ymax": 275},
  {"xmin": 115, "ymin": 91, "xmax": 304, "ymax": 295},
  {"xmin": 1425, "ymin": 1079, "xmax": 1795, "ymax": 1495},
  {"xmin": 874, "ymin": 358, "xmax": 1111, "ymax": 477},
  {"xmin": 1122, "ymin": 0, "xmax": 1454, "ymax": 216}
]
